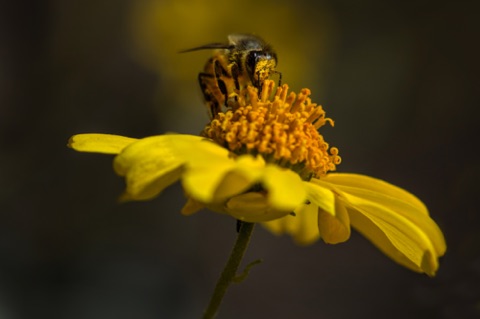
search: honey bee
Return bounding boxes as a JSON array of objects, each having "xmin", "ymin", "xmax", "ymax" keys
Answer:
[{"xmin": 181, "ymin": 34, "xmax": 281, "ymax": 118}]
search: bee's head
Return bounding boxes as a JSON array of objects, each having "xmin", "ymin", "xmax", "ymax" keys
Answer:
[{"xmin": 245, "ymin": 50, "xmax": 278, "ymax": 88}]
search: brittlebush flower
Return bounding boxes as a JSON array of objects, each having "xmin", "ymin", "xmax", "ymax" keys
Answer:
[{"xmin": 68, "ymin": 80, "xmax": 446, "ymax": 276}]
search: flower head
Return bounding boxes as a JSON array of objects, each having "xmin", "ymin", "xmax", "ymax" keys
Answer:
[
  {"xmin": 202, "ymin": 80, "xmax": 340, "ymax": 180},
  {"xmin": 68, "ymin": 80, "xmax": 446, "ymax": 276}
]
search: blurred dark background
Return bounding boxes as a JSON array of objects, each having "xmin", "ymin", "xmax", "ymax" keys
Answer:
[{"xmin": 1, "ymin": 0, "xmax": 479, "ymax": 318}]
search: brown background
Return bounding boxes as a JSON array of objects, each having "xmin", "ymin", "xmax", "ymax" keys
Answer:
[{"xmin": 1, "ymin": 0, "xmax": 479, "ymax": 318}]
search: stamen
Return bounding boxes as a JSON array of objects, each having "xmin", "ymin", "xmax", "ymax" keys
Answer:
[{"xmin": 202, "ymin": 80, "xmax": 341, "ymax": 180}]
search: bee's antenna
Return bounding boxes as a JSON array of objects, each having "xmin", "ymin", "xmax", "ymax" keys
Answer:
[
  {"xmin": 179, "ymin": 43, "xmax": 233, "ymax": 54},
  {"xmin": 274, "ymin": 71, "xmax": 282, "ymax": 86}
]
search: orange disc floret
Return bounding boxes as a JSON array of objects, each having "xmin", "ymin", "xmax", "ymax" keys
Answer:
[{"xmin": 202, "ymin": 80, "xmax": 341, "ymax": 180}]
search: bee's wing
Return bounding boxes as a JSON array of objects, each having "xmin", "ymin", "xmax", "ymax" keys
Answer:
[
  {"xmin": 179, "ymin": 42, "xmax": 233, "ymax": 53},
  {"xmin": 227, "ymin": 34, "xmax": 266, "ymax": 50}
]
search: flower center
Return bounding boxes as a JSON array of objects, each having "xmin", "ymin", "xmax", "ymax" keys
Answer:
[{"xmin": 202, "ymin": 80, "xmax": 341, "ymax": 180}]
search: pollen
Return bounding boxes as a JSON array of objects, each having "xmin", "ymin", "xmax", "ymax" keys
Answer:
[{"xmin": 202, "ymin": 80, "xmax": 341, "ymax": 180}]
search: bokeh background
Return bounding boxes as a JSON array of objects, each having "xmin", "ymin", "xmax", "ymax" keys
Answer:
[{"xmin": 1, "ymin": 0, "xmax": 479, "ymax": 318}]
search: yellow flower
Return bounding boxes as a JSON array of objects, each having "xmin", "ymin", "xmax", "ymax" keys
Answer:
[{"xmin": 68, "ymin": 80, "xmax": 446, "ymax": 276}]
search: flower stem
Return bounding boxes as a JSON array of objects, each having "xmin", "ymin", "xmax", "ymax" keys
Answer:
[{"xmin": 202, "ymin": 221, "xmax": 255, "ymax": 319}]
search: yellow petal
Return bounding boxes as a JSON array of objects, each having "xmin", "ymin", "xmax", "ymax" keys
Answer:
[
  {"xmin": 318, "ymin": 200, "xmax": 351, "ymax": 244},
  {"xmin": 321, "ymin": 174, "xmax": 446, "ymax": 257},
  {"xmin": 262, "ymin": 203, "xmax": 320, "ymax": 245},
  {"xmin": 304, "ymin": 181, "xmax": 335, "ymax": 216},
  {"xmin": 113, "ymin": 134, "xmax": 205, "ymax": 200},
  {"xmin": 217, "ymin": 162, "xmax": 306, "ymax": 221},
  {"xmin": 184, "ymin": 155, "xmax": 306, "ymax": 215},
  {"xmin": 349, "ymin": 201, "xmax": 441, "ymax": 276},
  {"xmin": 324, "ymin": 173, "xmax": 429, "ymax": 215},
  {"xmin": 262, "ymin": 165, "xmax": 307, "ymax": 211},
  {"xmin": 181, "ymin": 197, "xmax": 205, "ymax": 216},
  {"xmin": 347, "ymin": 206, "xmax": 436, "ymax": 274},
  {"xmin": 182, "ymin": 154, "xmax": 264, "ymax": 203},
  {"xmin": 316, "ymin": 174, "xmax": 446, "ymax": 276},
  {"xmin": 224, "ymin": 192, "xmax": 292, "ymax": 222},
  {"xmin": 68, "ymin": 133, "xmax": 137, "ymax": 154}
]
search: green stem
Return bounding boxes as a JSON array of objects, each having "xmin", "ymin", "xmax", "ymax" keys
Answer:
[{"xmin": 202, "ymin": 221, "xmax": 255, "ymax": 319}]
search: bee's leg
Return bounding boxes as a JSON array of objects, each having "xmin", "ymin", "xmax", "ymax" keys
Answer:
[
  {"xmin": 256, "ymin": 71, "xmax": 263, "ymax": 96},
  {"xmin": 230, "ymin": 63, "xmax": 240, "ymax": 90},
  {"xmin": 198, "ymin": 72, "xmax": 219, "ymax": 118},
  {"xmin": 217, "ymin": 79, "xmax": 228, "ymax": 108},
  {"xmin": 198, "ymin": 72, "xmax": 211, "ymax": 100},
  {"xmin": 214, "ymin": 60, "xmax": 230, "ymax": 107},
  {"xmin": 276, "ymin": 71, "xmax": 283, "ymax": 86}
]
